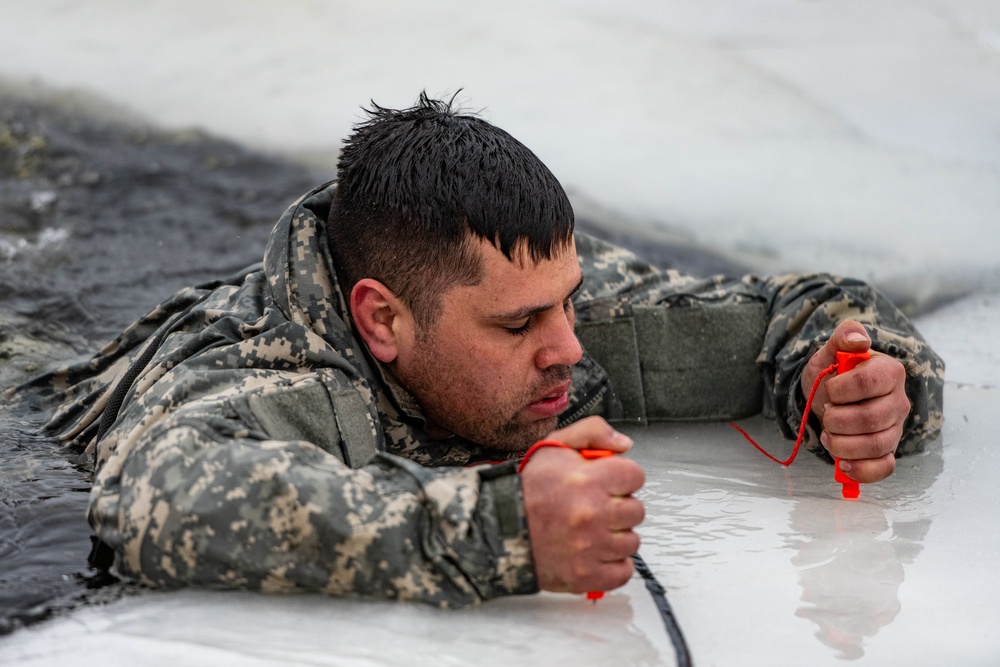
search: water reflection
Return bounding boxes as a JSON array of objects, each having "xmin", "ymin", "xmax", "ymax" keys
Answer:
[
  {"xmin": 785, "ymin": 443, "xmax": 942, "ymax": 659},
  {"xmin": 479, "ymin": 590, "xmax": 667, "ymax": 667},
  {"xmin": 627, "ymin": 420, "xmax": 944, "ymax": 661}
]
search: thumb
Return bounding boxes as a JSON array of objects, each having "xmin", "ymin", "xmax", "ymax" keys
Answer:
[
  {"xmin": 545, "ymin": 416, "xmax": 633, "ymax": 454},
  {"xmin": 817, "ymin": 320, "xmax": 871, "ymax": 368},
  {"xmin": 803, "ymin": 321, "xmax": 871, "ymax": 408}
]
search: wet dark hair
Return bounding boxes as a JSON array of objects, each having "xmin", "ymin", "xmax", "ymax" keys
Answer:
[{"xmin": 327, "ymin": 91, "xmax": 575, "ymax": 327}]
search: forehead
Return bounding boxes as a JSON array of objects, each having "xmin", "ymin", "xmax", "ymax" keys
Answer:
[{"xmin": 451, "ymin": 236, "xmax": 581, "ymax": 311}]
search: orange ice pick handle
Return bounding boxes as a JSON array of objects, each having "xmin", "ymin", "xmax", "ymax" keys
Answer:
[
  {"xmin": 581, "ymin": 449, "xmax": 615, "ymax": 600},
  {"xmin": 580, "ymin": 449, "xmax": 614, "ymax": 460},
  {"xmin": 833, "ymin": 350, "xmax": 870, "ymax": 500}
]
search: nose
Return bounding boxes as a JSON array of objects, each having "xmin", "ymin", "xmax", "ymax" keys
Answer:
[{"xmin": 535, "ymin": 308, "xmax": 583, "ymax": 369}]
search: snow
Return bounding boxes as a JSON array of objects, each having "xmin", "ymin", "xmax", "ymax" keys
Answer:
[{"xmin": 2, "ymin": 0, "xmax": 998, "ymax": 282}]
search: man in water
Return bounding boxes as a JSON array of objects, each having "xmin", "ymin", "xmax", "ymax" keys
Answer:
[{"xmin": 27, "ymin": 93, "xmax": 943, "ymax": 606}]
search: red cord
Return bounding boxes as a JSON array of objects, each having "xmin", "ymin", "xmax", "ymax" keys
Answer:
[
  {"xmin": 729, "ymin": 361, "xmax": 840, "ymax": 466},
  {"xmin": 517, "ymin": 439, "xmax": 573, "ymax": 473}
]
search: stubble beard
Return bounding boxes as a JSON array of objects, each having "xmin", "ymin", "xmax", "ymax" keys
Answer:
[{"xmin": 402, "ymin": 351, "xmax": 574, "ymax": 452}]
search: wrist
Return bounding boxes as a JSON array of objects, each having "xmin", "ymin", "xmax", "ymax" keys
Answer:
[
  {"xmin": 516, "ymin": 439, "xmax": 572, "ymax": 473},
  {"xmin": 478, "ymin": 462, "xmax": 538, "ymax": 597}
]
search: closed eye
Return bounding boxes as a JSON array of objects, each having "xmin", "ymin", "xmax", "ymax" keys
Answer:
[
  {"xmin": 504, "ymin": 319, "xmax": 533, "ymax": 336},
  {"xmin": 494, "ymin": 275, "xmax": 581, "ymax": 337}
]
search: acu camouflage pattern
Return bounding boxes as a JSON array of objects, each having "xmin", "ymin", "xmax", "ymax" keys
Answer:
[
  {"xmin": 19, "ymin": 181, "xmax": 944, "ymax": 607},
  {"xmin": 20, "ymin": 181, "xmax": 536, "ymax": 607},
  {"xmin": 572, "ymin": 234, "xmax": 944, "ymax": 457}
]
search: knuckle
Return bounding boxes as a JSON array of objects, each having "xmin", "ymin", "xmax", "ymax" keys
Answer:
[
  {"xmin": 568, "ymin": 504, "xmax": 597, "ymax": 529},
  {"xmin": 570, "ymin": 561, "xmax": 591, "ymax": 583},
  {"xmin": 897, "ymin": 391, "xmax": 912, "ymax": 416},
  {"xmin": 887, "ymin": 425, "xmax": 904, "ymax": 455},
  {"xmin": 862, "ymin": 455, "xmax": 895, "ymax": 483},
  {"xmin": 627, "ymin": 462, "xmax": 646, "ymax": 489},
  {"xmin": 632, "ymin": 500, "xmax": 646, "ymax": 525},
  {"xmin": 570, "ymin": 535, "xmax": 594, "ymax": 557},
  {"xmin": 859, "ymin": 437, "xmax": 884, "ymax": 460},
  {"xmin": 614, "ymin": 561, "xmax": 635, "ymax": 586},
  {"xmin": 858, "ymin": 434, "xmax": 899, "ymax": 466},
  {"xmin": 853, "ymin": 371, "xmax": 879, "ymax": 397},
  {"xmin": 856, "ymin": 406, "xmax": 883, "ymax": 434},
  {"xmin": 623, "ymin": 531, "xmax": 641, "ymax": 555},
  {"xmin": 857, "ymin": 431, "xmax": 893, "ymax": 459},
  {"xmin": 885, "ymin": 456, "xmax": 897, "ymax": 477}
]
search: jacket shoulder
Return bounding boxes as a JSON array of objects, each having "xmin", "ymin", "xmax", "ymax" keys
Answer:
[{"xmin": 233, "ymin": 369, "xmax": 380, "ymax": 468}]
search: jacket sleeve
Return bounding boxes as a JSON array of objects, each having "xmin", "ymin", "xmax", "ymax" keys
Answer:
[
  {"xmin": 573, "ymin": 233, "xmax": 944, "ymax": 456},
  {"xmin": 87, "ymin": 373, "xmax": 538, "ymax": 607},
  {"xmin": 756, "ymin": 271, "xmax": 943, "ymax": 456}
]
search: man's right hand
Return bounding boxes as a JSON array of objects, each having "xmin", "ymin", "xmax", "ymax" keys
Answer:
[{"xmin": 520, "ymin": 417, "xmax": 646, "ymax": 594}]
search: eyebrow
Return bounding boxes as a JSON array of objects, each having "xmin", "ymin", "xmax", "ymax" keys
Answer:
[{"xmin": 487, "ymin": 275, "xmax": 584, "ymax": 321}]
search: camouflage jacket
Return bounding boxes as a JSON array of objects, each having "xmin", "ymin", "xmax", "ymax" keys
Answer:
[{"xmin": 23, "ymin": 181, "xmax": 944, "ymax": 607}]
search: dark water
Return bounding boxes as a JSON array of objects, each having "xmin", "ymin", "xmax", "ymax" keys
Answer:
[
  {"xmin": 0, "ymin": 83, "xmax": 319, "ymax": 634},
  {"xmin": 0, "ymin": 412, "xmax": 94, "ymax": 633}
]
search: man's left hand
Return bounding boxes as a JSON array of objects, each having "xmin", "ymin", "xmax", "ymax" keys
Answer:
[{"xmin": 801, "ymin": 320, "xmax": 911, "ymax": 484}]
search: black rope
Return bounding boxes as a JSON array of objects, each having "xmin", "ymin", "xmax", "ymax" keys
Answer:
[
  {"xmin": 90, "ymin": 316, "xmax": 182, "ymax": 571},
  {"xmin": 95, "ymin": 314, "xmax": 182, "ymax": 443},
  {"xmin": 632, "ymin": 553, "xmax": 693, "ymax": 667}
]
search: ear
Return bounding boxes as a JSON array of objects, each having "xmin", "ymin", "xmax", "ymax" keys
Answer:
[{"xmin": 350, "ymin": 279, "xmax": 413, "ymax": 363}]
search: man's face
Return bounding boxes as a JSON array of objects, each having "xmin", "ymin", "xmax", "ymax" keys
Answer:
[{"xmin": 390, "ymin": 237, "xmax": 584, "ymax": 451}]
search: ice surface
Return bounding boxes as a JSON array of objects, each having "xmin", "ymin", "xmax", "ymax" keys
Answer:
[
  {"xmin": 4, "ymin": 288, "xmax": 999, "ymax": 665},
  {"xmin": 1, "ymin": 377, "xmax": 996, "ymax": 665}
]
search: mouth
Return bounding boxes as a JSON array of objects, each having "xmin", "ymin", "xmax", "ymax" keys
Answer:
[{"xmin": 527, "ymin": 380, "xmax": 572, "ymax": 418}]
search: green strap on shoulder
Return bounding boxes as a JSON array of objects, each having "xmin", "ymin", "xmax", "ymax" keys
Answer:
[
  {"xmin": 247, "ymin": 374, "xmax": 379, "ymax": 468},
  {"xmin": 329, "ymin": 385, "xmax": 379, "ymax": 468},
  {"xmin": 577, "ymin": 301, "xmax": 767, "ymax": 422}
]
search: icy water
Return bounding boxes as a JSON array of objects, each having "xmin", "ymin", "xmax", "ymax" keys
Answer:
[
  {"xmin": 0, "ymin": 86, "xmax": 322, "ymax": 632},
  {"xmin": 0, "ymin": 413, "xmax": 92, "ymax": 633}
]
